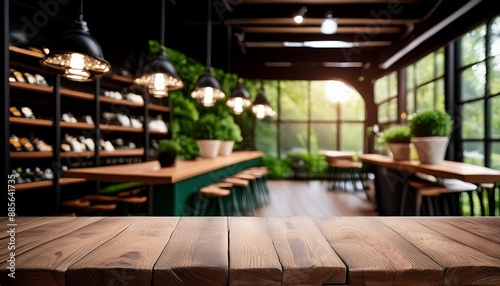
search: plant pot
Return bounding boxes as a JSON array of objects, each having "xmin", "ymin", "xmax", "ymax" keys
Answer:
[
  {"xmin": 158, "ymin": 152, "xmax": 176, "ymax": 167},
  {"xmin": 388, "ymin": 143, "xmax": 411, "ymax": 161},
  {"xmin": 411, "ymin": 136, "xmax": 449, "ymax": 164},
  {"xmin": 197, "ymin": 140, "xmax": 221, "ymax": 158},
  {"xmin": 218, "ymin": 141, "xmax": 235, "ymax": 156}
]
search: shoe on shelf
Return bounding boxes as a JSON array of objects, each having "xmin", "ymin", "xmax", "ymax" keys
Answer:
[
  {"xmin": 9, "ymin": 135, "xmax": 22, "ymax": 151},
  {"xmin": 19, "ymin": 137, "xmax": 35, "ymax": 152},
  {"xmin": 21, "ymin": 107, "xmax": 35, "ymax": 119},
  {"xmin": 9, "ymin": 106, "xmax": 22, "ymax": 117},
  {"xmin": 35, "ymin": 74, "xmax": 49, "ymax": 86},
  {"xmin": 24, "ymin": 72, "xmax": 37, "ymax": 85}
]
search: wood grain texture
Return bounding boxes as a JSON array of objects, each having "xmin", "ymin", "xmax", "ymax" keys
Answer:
[
  {"xmin": 66, "ymin": 217, "xmax": 179, "ymax": 286},
  {"xmin": 0, "ymin": 216, "xmax": 73, "ymax": 239},
  {"xmin": 411, "ymin": 218, "xmax": 500, "ymax": 259},
  {"xmin": 64, "ymin": 151, "xmax": 263, "ymax": 184},
  {"xmin": 267, "ymin": 216, "xmax": 346, "ymax": 285},
  {"xmin": 0, "ymin": 217, "xmax": 134, "ymax": 286},
  {"xmin": 153, "ymin": 217, "xmax": 228, "ymax": 286},
  {"xmin": 444, "ymin": 218, "xmax": 500, "ymax": 244},
  {"xmin": 229, "ymin": 217, "xmax": 282, "ymax": 286},
  {"xmin": 0, "ymin": 217, "xmax": 98, "ymax": 261},
  {"xmin": 379, "ymin": 217, "xmax": 500, "ymax": 285},
  {"xmin": 316, "ymin": 217, "xmax": 443, "ymax": 286}
]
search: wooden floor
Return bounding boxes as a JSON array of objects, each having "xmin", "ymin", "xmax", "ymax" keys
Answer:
[{"xmin": 255, "ymin": 180, "xmax": 378, "ymax": 217}]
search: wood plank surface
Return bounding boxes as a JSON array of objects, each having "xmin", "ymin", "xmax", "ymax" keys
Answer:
[
  {"xmin": 153, "ymin": 217, "xmax": 228, "ymax": 286},
  {"xmin": 229, "ymin": 217, "xmax": 282, "ymax": 286},
  {"xmin": 65, "ymin": 151, "xmax": 263, "ymax": 184},
  {"xmin": 267, "ymin": 216, "xmax": 346, "ymax": 285},
  {"xmin": 0, "ymin": 216, "xmax": 74, "ymax": 239},
  {"xmin": 379, "ymin": 217, "xmax": 500, "ymax": 285},
  {"xmin": 66, "ymin": 217, "xmax": 179, "ymax": 286},
  {"xmin": 445, "ymin": 218, "xmax": 500, "ymax": 244},
  {"xmin": 0, "ymin": 217, "xmax": 99, "ymax": 261},
  {"xmin": 316, "ymin": 217, "xmax": 443, "ymax": 286},
  {"xmin": 0, "ymin": 217, "xmax": 133, "ymax": 286}
]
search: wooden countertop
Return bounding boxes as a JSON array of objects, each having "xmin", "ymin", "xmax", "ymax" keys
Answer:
[
  {"xmin": 1, "ymin": 216, "xmax": 499, "ymax": 286},
  {"xmin": 360, "ymin": 154, "xmax": 500, "ymax": 184},
  {"xmin": 64, "ymin": 151, "xmax": 264, "ymax": 184}
]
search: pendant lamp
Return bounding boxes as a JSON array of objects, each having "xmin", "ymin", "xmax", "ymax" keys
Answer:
[
  {"xmin": 134, "ymin": 0, "xmax": 183, "ymax": 97},
  {"xmin": 252, "ymin": 81, "xmax": 275, "ymax": 119},
  {"xmin": 191, "ymin": 0, "xmax": 225, "ymax": 106},
  {"xmin": 227, "ymin": 79, "xmax": 252, "ymax": 115},
  {"xmin": 40, "ymin": 0, "xmax": 111, "ymax": 82}
]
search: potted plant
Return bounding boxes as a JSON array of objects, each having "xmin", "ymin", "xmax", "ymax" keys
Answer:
[
  {"xmin": 409, "ymin": 109, "xmax": 452, "ymax": 164},
  {"xmin": 217, "ymin": 116, "xmax": 242, "ymax": 156},
  {"xmin": 157, "ymin": 139, "xmax": 181, "ymax": 167},
  {"xmin": 382, "ymin": 125, "xmax": 412, "ymax": 161},
  {"xmin": 194, "ymin": 113, "xmax": 223, "ymax": 158}
]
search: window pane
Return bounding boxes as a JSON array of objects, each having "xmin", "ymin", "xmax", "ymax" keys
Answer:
[
  {"xmin": 435, "ymin": 78, "xmax": 445, "ymax": 111},
  {"xmin": 374, "ymin": 77, "xmax": 388, "ymax": 104},
  {"xmin": 280, "ymin": 81, "xmax": 308, "ymax": 120},
  {"xmin": 488, "ymin": 56, "xmax": 500, "ymax": 95},
  {"xmin": 388, "ymin": 71, "xmax": 397, "ymax": 97},
  {"xmin": 263, "ymin": 80, "xmax": 279, "ymax": 111},
  {"xmin": 280, "ymin": 122, "xmax": 307, "ymax": 158},
  {"xmin": 255, "ymin": 120, "xmax": 277, "ymax": 157},
  {"xmin": 463, "ymin": 142, "xmax": 484, "ymax": 166},
  {"xmin": 489, "ymin": 17, "xmax": 500, "ymax": 57},
  {"xmin": 416, "ymin": 53, "xmax": 435, "ymax": 84},
  {"xmin": 378, "ymin": 102, "xmax": 389, "ymax": 123},
  {"xmin": 491, "ymin": 142, "xmax": 500, "ymax": 170},
  {"xmin": 341, "ymin": 123, "xmax": 364, "ymax": 152},
  {"xmin": 340, "ymin": 91, "xmax": 365, "ymax": 121},
  {"xmin": 388, "ymin": 97, "xmax": 398, "ymax": 122},
  {"xmin": 436, "ymin": 48, "xmax": 445, "ymax": 77},
  {"xmin": 406, "ymin": 89, "xmax": 415, "ymax": 115},
  {"xmin": 406, "ymin": 65, "xmax": 414, "ymax": 89},
  {"xmin": 462, "ymin": 100, "xmax": 485, "ymax": 139},
  {"xmin": 310, "ymin": 81, "xmax": 338, "ymax": 120},
  {"xmin": 461, "ymin": 24, "xmax": 486, "ymax": 66},
  {"xmin": 310, "ymin": 123, "xmax": 337, "ymax": 152},
  {"xmin": 460, "ymin": 63, "xmax": 486, "ymax": 101},
  {"xmin": 490, "ymin": 95, "xmax": 500, "ymax": 139},
  {"xmin": 416, "ymin": 82, "xmax": 434, "ymax": 112}
]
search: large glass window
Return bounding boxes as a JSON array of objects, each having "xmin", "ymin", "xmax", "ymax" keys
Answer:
[
  {"xmin": 255, "ymin": 80, "xmax": 365, "ymax": 158},
  {"xmin": 457, "ymin": 16, "xmax": 500, "ymax": 168},
  {"xmin": 374, "ymin": 71, "xmax": 398, "ymax": 124}
]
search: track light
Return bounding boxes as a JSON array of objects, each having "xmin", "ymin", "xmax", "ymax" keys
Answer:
[
  {"xmin": 294, "ymin": 7, "xmax": 307, "ymax": 24},
  {"xmin": 321, "ymin": 12, "xmax": 337, "ymax": 34}
]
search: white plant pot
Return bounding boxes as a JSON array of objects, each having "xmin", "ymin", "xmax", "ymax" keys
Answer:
[
  {"xmin": 197, "ymin": 140, "xmax": 221, "ymax": 158},
  {"xmin": 411, "ymin": 136, "xmax": 449, "ymax": 164},
  {"xmin": 388, "ymin": 143, "xmax": 411, "ymax": 161},
  {"xmin": 218, "ymin": 141, "xmax": 235, "ymax": 156}
]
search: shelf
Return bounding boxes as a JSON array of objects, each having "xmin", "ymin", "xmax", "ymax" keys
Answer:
[
  {"xmin": 14, "ymin": 178, "xmax": 87, "ymax": 191},
  {"xmin": 60, "ymin": 89, "xmax": 94, "ymax": 101},
  {"xmin": 100, "ymin": 96, "xmax": 143, "ymax": 108},
  {"xmin": 60, "ymin": 122, "xmax": 95, "ymax": 129},
  {"xmin": 10, "ymin": 117, "xmax": 53, "ymax": 127},
  {"xmin": 106, "ymin": 74, "xmax": 134, "ymax": 84},
  {"xmin": 11, "ymin": 151, "xmax": 53, "ymax": 159},
  {"xmin": 60, "ymin": 151, "xmax": 95, "ymax": 158},
  {"xmin": 10, "ymin": 81, "xmax": 53, "ymax": 94},
  {"xmin": 100, "ymin": 124, "xmax": 143, "ymax": 133},
  {"xmin": 101, "ymin": 149, "xmax": 144, "ymax": 157},
  {"xmin": 150, "ymin": 130, "xmax": 168, "ymax": 135},
  {"xmin": 9, "ymin": 46, "xmax": 44, "ymax": 59},
  {"xmin": 149, "ymin": 104, "xmax": 170, "ymax": 112}
]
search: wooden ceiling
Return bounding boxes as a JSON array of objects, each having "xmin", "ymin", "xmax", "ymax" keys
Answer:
[{"xmin": 9, "ymin": 0, "xmax": 500, "ymax": 81}]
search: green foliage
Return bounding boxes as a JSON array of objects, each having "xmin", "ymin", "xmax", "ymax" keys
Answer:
[
  {"xmin": 409, "ymin": 109, "xmax": 452, "ymax": 137},
  {"xmin": 219, "ymin": 116, "xmax": 243, "ymax": 142},
  {"xmin": 98, "ymin": 182, "xmax": 143, "ymax": 195},
  {"xmin": 262, "ymin": 155, "xmax": 292, "ymax": 179},
  {"xmin": 171, "ymin": 93, "xmax": 199, "ymax": 122},
  {"xmin": 382, "ymin": 125, "xmax": 412, "ymax": 144},
  {"xmin": 298, "ymin": 153, "xmax": 329, "ymax": 178},
  {"xmin": 174, "ymin": 135, "xmax": 200, "ymax": 160},
  {"xmin": 194, "ymin": 113, "xmax": 224, "ymax": 140},
  {"xmin": 157, "ymin": 139, "xmax": 181, "ymax": 154}
]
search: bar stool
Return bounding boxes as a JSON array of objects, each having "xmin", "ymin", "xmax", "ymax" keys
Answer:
[
  {"xmin": 222, "ymin": 177, "xmax": 252, "ymax": 215},
  {"xmin": 61, "ymin": 198, "xmax": 117, "ymax": 215},
  {"xmin": 241, "ymin": 169, "xmax": 270, "ymax": 206},
  {"xmin": 408, "ymin": 180, "xmax": 450, "ymax": 216},
  {"xmin": 217, "ymin": 182, "xmax": 240, "ymax": 216},
  {"xmin": 327, "ymin": 159, "xmax": 365, "ymax": 193},
  {"xmin": 82, "ymin": 194, "xmax": 148, "ymax": 215},
  {"xmin": 233, "ymin": 173, "xmax": 260, "ymax": 209},
  {"xmin": 479, "ymin": 183, "xmax": 497, "ymax": 216},
  {"xmin": 193, "ymin": 184, "xmax": 231, "ymax": 216}
]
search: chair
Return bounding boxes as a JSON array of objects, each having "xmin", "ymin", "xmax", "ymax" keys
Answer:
[{"xmin": 193, "ymin": 184, "xmax": 232, "ymax": 216}]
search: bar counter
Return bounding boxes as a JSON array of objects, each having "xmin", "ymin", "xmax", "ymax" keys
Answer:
[
  {"xmin": 1, "ymin": 216, "xmax": 499, "ymax": 286},
  {"xmin": 64, "ymin": 151, "xmax": 264, "ymax": 215}
]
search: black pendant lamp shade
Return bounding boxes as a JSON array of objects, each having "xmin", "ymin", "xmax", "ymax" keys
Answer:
[
  {"xmin": 40, "ymin": 12, "xmax": 111, "ymax": 82},
  {"xmin": 134, "ymin": 49, "xmax": 184, "ymax": 98},
  {"xmin": 191, "ymin": 67, "xmax": 225, "ymax": 106},
  {"xmin": 134, "ymin": 0, "xmax": 183, "ymax": 97},
  {"xmin": 227, "ymin": 80, "xmax": 252, "ymax": 114},
  {"xmin": 252, "ymin": 86, "xmax": 275, "ymax": 119}
]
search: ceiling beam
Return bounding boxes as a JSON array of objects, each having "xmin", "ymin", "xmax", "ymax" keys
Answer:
[
  {"xmin": 226, "ymin": 18, "xmax": 421, "ymax": 25},
  {"xmin": 242, "ymin": 26, "xmax": 401, "ymax": 34},
  {"xmin": 240, "ymin": 0, "xmax": 422, "ymax": 4}
]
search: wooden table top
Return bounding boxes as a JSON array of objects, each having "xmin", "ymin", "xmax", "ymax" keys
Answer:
[
  {"xmin": 1, "ymin": 216, "xmax": 499, "ymax": 286},
  {"xmin": 319, "ymin": 150, "xmax": 356, "ymax": 160},
  {"xmin": 360, "ymin": 153, "xmax": 500, "ymax": 184},
  {"xmin": 64, "ymin": 151, "xmax": 264, "ymax": 184}
]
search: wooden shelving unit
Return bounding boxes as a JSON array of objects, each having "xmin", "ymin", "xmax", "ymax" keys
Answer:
[
  {"xmin": 9, "ymin": 45, "xmax": 44, "ymax": 59},
  {"xmin": 100, "ymin": 124, "xmax": 144, "ymax": 133},
  {"xmin": 60, "ymin": 151, "xmax": 95, "ymax": 158},
  {"xmin": 11, "ymin": 151, "xmax": 53, "ymax": 159},
  {"xmin": 149, "ymin": 104, "xmax": 170, "ymax": 112},
  {"xmin": 101, "ymin": 149, "xmax": 144, "ymax": 157},
  {"xmin": 15, "ymin": 178, "xmax": 87, "ymax": 191},
  {"xmin": 10, "ymin": 117, "xmax": 53, "ymax": 127},
  {"xmin": 100, "ymin": 96, "xmax": 143, "ymax": 108},
  {"xmin": 10, "ymin": 81, "xmax": 52, "ymax": 94},
  {"xmin": 60, "ymin": 122, "xmax": 95, "ymax": 129}
]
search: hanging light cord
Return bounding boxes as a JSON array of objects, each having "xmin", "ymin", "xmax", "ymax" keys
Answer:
[
  {"xmin": 160, "ymin": 0, "xmax": 165, "ymax": 47},
  {"xmin": 206, "ymin": 0, "xmax": 212, "ymax": 67},
  {"xmin": 79, "ymin": 0, "xmax": 84, "ymax": 15}
]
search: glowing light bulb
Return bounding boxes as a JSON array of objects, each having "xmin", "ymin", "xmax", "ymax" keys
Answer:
[
  {"xmin": 65, "ymin": 53, "xmax": 90, "ymax": 81},
  {"xmin": 294, "ymin": 15, "xmax": 303, "ymax": 24},
  {"xmin": 69, "ymin": 53, "xmax": 85, "ymax": 69},
  {"xmin": 233, "ymin": 97, "xmax": 244, "ymax": 114},
  {"xmin": 202, "ymin": 87, "xmax": 214, "ymax": 106},
  {"xmin": 149, "ymin": 73, "xmax": 167, "ymax": 97},
  {"xmin": 321, "ymin": 18, "xmax": 337, "ymax": 34},
  {"xmin": 255, "ymin": 105, "xmax": 265, "ymax": 119}
]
